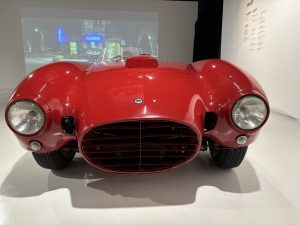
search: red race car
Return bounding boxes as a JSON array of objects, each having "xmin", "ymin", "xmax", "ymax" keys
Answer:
[{"xmin": 5, "ymin": 55, "xmax": 269, "ymax": 173}]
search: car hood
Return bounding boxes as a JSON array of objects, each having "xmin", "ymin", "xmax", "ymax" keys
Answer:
[{"xmin": 76, "ymin": 63, "xmax": 205, "ymax": 138}]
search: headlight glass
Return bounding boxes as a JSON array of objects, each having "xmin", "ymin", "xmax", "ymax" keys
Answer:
[
  {"xmin": 8, "ymin": 101, "xmax": 45, "ymax": 135},
  {"xmin": 232, "ymin": 96, "xmax": 267, "ymax": 130}
]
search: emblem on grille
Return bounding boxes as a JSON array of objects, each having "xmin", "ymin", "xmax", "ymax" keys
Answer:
[{"xmin": 134, "ymin": 99, "xmax": 143, "ymax": 104}]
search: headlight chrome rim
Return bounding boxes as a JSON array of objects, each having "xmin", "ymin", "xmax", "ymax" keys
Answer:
[
  {"xmin": 231, "ymin": 95, "xmax": 268, "ymax": 131},
  {"xmin": 7, "ymin": 100, "xmax": 46, "ymax": 136}
]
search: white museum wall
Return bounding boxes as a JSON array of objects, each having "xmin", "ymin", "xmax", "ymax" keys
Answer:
[
  {"xmin": 222, "ymin": 0, "xmax": 300, "ymax": 119},
  {"xmin": 0, "ymin": 0, "xmax": 198, "ymax": 90}
]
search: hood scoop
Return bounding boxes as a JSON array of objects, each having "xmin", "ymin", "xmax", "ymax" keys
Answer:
[{"xmin": 125, "ymin": 55, "xmax": 158, "ymax": 68}]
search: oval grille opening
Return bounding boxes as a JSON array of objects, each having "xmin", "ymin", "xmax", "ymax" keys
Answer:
[{"xmin": 81, "ymin": 120, "xmax": 199, "ymax": 173}]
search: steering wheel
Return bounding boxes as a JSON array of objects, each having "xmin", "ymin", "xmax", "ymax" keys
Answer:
[{"xmin": 111, "ymin": 55, "xmax": 122, "ymax": 62}]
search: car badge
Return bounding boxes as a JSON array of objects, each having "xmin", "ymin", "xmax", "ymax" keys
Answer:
[{"xmin": 134, "ymin": 99, "xmax": 143, "ymax": 104}]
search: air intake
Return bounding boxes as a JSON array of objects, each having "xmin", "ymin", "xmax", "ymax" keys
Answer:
[
  {"xmin": 125, "ymin": 55, "xmax": 158, "ymax": 68},
  {"xmin": 81, "ymin": 120, "xmax": 200, "ymax": 173}
]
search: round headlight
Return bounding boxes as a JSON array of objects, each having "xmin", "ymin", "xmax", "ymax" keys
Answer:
[
  {"xmin": 7, "ymin": 101, "xmax": 45, "ymax": 135},
  {"xmin": 232, "ymin": 96, "xmax": 268, "ymax": 130}
]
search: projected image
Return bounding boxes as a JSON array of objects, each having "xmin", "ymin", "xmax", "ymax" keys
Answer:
[{"xmin": 21, "ymin": 11, "xmax": 158, "ymax": 73}]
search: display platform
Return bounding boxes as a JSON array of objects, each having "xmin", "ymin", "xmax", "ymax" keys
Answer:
[{"xmin": 0, "ymin": 90, "xmax": 300, "ymax": 225}]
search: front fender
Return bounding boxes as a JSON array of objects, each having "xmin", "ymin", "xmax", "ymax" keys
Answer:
[
  {"xmin": 5, "ymin": 62, "xmax": 91, "ymax": 152},
  {"xmin": 192, "ymin": 60, "xmax": 269, "ymax": 147}
]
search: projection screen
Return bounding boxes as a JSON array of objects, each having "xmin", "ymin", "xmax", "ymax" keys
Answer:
[{"xmin": 21, "ymin": 7, "xmax": 158, "ymax": 73}]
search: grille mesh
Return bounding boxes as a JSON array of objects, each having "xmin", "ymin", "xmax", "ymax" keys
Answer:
[{"xmin": 81, "ymin": 120, "xmax": 199, "ymax": 173}]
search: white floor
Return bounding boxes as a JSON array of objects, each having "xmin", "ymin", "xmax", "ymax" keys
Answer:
[{"xmin": 1, "ymin": 90, "xmax": 300, "ymax": 225}]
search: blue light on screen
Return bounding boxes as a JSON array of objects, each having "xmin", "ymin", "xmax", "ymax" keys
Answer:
[
  {"xmin": 83, "ymin": 33, "xmax": 104, "ymax": 43},
  {"xmin": 56, "ymin": 27, "xmax": 67, "ymax": 44}
]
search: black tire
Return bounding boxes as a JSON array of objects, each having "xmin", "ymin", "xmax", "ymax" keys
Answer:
[
  {"xmin": 209, "ymin": 146, "xmax": 248, "ymax": 169},
  {"xmin": 32, "ymin": 148, "xmax": 76, "ymax": 170}
]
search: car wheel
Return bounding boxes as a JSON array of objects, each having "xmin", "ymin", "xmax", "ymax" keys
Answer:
[
  {"xmin": 32, "ymin": 148, "xmax": 76, "ymax": 170},
  {"xmin": 209, "ymin": 146, "xmax": 248, "ymax": 168}
]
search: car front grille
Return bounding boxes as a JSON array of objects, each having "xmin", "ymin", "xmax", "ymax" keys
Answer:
[{"xmin": 81, "ymin": 120, "xmax": 199, "ymax": 173}]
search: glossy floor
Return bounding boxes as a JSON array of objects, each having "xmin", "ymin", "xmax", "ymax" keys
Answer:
[{"xmin": 1, "ymin": 90, "xmax": 300, "ymax": 225}]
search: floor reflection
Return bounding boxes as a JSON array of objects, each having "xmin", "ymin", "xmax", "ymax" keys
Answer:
[{"xmin": 1, "ymin": 152, "xmax": 260, "ymax": 208}]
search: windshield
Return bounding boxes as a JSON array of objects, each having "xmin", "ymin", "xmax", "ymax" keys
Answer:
[{"xmin": 96, "ymin": 38, "xmax": 157, "ymax": 64}]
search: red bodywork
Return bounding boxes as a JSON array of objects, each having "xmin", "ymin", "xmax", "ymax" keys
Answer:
[{"xmin": 5, "ymin": 55, "xmax": 269, "ymax": 173}]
